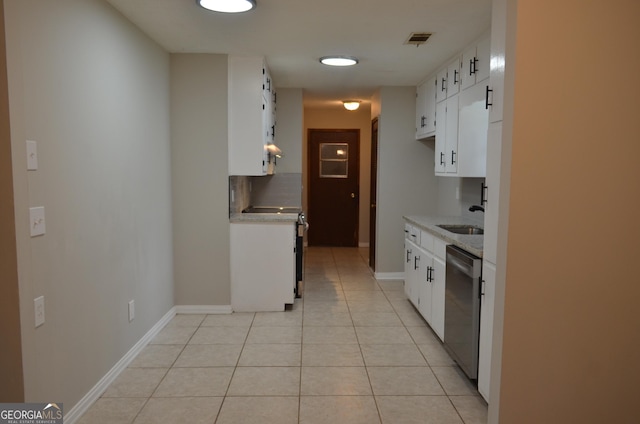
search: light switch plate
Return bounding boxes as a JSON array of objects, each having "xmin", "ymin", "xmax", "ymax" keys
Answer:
[
  {"xmin": 29, "ymin": 206, "xmax": 46, "ymax": 237},
  {"xmin": 34, "ymin": 296, "xmax": 45, "ymax": 327},
  {"xmin": 26, "ymin": 140, "xmax": 38, "ymax": 170},
  {"xmin": 128, "ymin": 300, "xmax": 135, "ymax": 322}
]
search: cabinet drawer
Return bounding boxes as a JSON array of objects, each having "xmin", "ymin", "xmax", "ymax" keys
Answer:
[
  {"xmin": 420, "ymin": 230, "xmax": 434, "ymax": 251},
  {"xmin": 433, "ymin": 238, "xmax": 447, "ymax": 259}
]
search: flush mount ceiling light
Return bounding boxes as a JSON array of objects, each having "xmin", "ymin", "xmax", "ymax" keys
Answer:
[
  {"xmin": 197, "ymin": 0, "xmax": 256, "ymax": 13},
  {"xmin": 343, "ymin": 100, "xmax": 360, "ymax": 111},
  {"xmin": 319, "ymin": 56, "xmax": 359, "ymax": 67}
]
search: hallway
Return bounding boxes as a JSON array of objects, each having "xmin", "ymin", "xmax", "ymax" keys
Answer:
[{"xmin": 78, "ymin": 247, "xmax": 487, "ymax": 423}]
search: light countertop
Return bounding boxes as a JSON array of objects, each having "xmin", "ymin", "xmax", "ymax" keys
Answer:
[
  {"xmin": 230, "ymin": 212, "xmax": 300, "ymax": 223},
  {"xmin": 404, "ymin": 215, "xmax": 484, "ymax": 258}
]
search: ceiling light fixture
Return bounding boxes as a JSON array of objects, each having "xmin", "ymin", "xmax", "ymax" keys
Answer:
[
  {"xmin": 320, "ymin": 56, "xmax": 359, "ymax": 67},
  {"xmin": 197, "ymin": 0, "xmax": 256, "ymax": 13},
  {"xmin": 343, "ymin": 100, "xmax": 360, "ymax": 111}
]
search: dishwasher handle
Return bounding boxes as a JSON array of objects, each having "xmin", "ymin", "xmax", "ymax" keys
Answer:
[{"xmin": 446, "ymin": 245, "xmax": 481, "ymax": 279}]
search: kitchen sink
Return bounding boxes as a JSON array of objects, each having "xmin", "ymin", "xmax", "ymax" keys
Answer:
[{"xmin": 437, "ymin": 224, "xmax": 484, "ymax": 235}]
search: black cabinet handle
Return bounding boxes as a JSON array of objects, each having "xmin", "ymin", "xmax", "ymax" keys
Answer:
[
  {"xmin": 426, "ymin": 266, "xmax": 433, "ymax": 282},
  {"xmin": 454, "ymin": 69, "xmax": 459, "ymax": 85},
  {"xmin": 271, "ymin": 125, "xmax": 275, "ymax": 137},
  {"xmin": 414, "ymin": 255, "xmax": 420, "ymax": 270},
  {"xmin": 470, "ymin": 57, "xmax": 478, "ymax": 75},
  {"xmin": 266, "ymin": 78, "xmax": 271, "ymax": 91},
  {"xmin": 481, "ymin": 182, "xmax": 488, "ymax": 206},
  {"xmin": 406, "ymin": 249, "xmax": 411, "ymax": 263},
  {"xmin": 420, "ymin": 116, "xmax": 426, "ymax": 128},
  {"xmin": 485, "ymin": 86, "xmax": 493, "ymax": 109},
  {"xmin": 451, "ymin": 150, "xmax": 456, "ymax": 165},
  {"xmin": 440, "ymin": 152, "xmax": 445, "ymax": 166},
  {"xmin": 441, "ymin": 77, "xmax": 446, "ymax": 92}
]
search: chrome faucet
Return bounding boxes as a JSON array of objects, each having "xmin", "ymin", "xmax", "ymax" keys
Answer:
[{"xmin": 469, "ymin": 205, "xmax": 485, "ymax": 213}]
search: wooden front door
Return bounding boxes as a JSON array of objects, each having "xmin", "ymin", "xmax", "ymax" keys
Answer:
[{"xmin": 308, "ymin": 129, "xmax": 360, "ymax": 246}]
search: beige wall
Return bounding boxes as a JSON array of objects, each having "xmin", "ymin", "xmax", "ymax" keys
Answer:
[
  {"xmin": 0, "ymin": 0, "xmax": 24, "ymax": 402},
  {"xmin": 171, "ymin": 54, "xmax": 230, "ymax": 305},
  {"xmin": 498, "ymin": 1, "xmax": 640, "ymax": 422},
  {"xmin": 5, "ymin": 0, "xmax": 174, "ymax": 407},
  {"xmin": 304, "ymin": 104, "xmax": 372, "ymax": 245}
]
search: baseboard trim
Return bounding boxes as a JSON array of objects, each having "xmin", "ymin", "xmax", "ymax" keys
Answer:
[
  {"xmin": 375, "ymin": 272, "xmax": 405, "ymax": 280},
  {"xmin": 64, "ymin": 307, "xmax": 177, "ymax": 424},
  {"xmin": 174, "ymin": 305, "xmax": 232, "ymax": 314}
]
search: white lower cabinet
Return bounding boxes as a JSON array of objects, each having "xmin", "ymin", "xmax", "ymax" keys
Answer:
[
  {"xmin": 478, "ymin": 260, "xmax": 496, "ymax": 402},
  {"xmin": 403, "ymin": 226, "xmax": 446, "ymax": 342},
  {"xmin": 230, "ymin": 222, "xmax": 295, "ymax": 312}
]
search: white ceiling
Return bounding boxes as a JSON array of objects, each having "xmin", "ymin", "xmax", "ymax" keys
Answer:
[{"xmin": 105, "ymin": 0, "xmax": 492, "ymax": 107}]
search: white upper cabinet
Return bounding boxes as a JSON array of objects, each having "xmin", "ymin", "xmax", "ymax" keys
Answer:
[
  {"xmin": 488, "ymin": 0, "xmax": 506, "ymax": 123},
  {"xmin": 436, "ymin": 67, "xmax": 449, "ymax": 103},
  {"xmin": 228, "ymin": 56, "xmax": 276, "ymax": 176},
  {"xmin": 461, "ymin": 35, "xmax": 491, "ymax": 90},
  {"xmin": 446, "ymin": 58, "xmax": 461, "ymax": 98},
  {"xmin": 435, "ymin": 93, "xmax": 459, "ymax": 175},
  {"xmin": 455, "ymin": 82, "xmax": 488, "ymax": 177},
  {"xmin": 415, "ymin": 76, "xmax": 436, "ymax": 139},
  {"xmin": 428, "ymin": 33, "xmax": 491, "ymax": 178}
]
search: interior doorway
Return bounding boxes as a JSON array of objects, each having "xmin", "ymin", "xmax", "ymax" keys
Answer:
[
  {"xmin": 369, "ymin": 118, "xmax": 378, "ymax": 270},
  {"xmin": 307, "ymin": 129, "xmax": 360, "ymax": 246}
]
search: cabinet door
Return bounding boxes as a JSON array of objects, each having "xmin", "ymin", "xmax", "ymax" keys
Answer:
[
  {"xmin": 478, "ymin": 260, "xmax": 496, "ymax": 402},
  {"xmin": 435, "ymin": 101, "xmax": 447, "ymax": 173},
  {"xmin": 446, "ymin": 58, "xmax": 461, "ymax": 98},
  {"xmin": 403, "ymin": 241, "xmax": 414, "ymax": 300},
  {"xmin": 430, "ymin": 256, "xmax": 446, "ymax": 341},
  {"xmin": 409, "ymin": 248, "xmax": 421, "ymax": 307},
  {"xmin": 418, "ymin": 248, "xmax": 434, "ymax": 323},
  {"xmin": 436, "ymin": 67, "xmax": 448, "ymax": 103},
  {"xmin": 461, "ymin": 45, "xmax": 477, "ymax": 90},
  {"xmin": 424, "ymin": 76, "xmax": 437, "ymax": 134},
  {"xmin": 415, "ymin": 82, "xmax": 429, "ymax": 139},
  {"xmin": 475, "ymin": 36, "xmax": 491, "ymax": 84},
  {"xmin": 444, "ymin": 95, "xmax": 459, "ymax": 174},
  {"xmin": 456, "ymin": 82, "xmax": 488, "ymax": 177}
]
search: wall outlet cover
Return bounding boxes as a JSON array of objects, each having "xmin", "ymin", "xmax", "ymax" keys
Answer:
[
  {"xmin": 29, "ymin": 206, "xmax": 46, "ymax": 237},
  {"xmin": 34, "ymin": 296, "xmax": 45, "ymax": 327},
  {"xmin": 128, "ymin": 300, "xmax": 135, "ymax": 322},
  {"xmin": 26, "ymin": 140, "xmax": 38, "ymax": 170}
]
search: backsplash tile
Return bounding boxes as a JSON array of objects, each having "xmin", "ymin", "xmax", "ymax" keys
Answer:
[{"xmin": 229, "ymin": 173, "xmax": 302, "ymax": 215}]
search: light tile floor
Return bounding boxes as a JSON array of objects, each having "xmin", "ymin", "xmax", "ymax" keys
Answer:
[{"xmin": 78, "ymin": 247, "xmax": 487, "ymax": 424}]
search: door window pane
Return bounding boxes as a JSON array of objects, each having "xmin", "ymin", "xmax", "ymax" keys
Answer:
[{"xmin": 319, "ymin": 143, "xmax": 348, "ymax": 178}]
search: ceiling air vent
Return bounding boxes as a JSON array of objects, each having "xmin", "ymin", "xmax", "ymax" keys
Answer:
[{"xmin": 405, "ymin": 32, "xmax": 432, "ymax": 47}]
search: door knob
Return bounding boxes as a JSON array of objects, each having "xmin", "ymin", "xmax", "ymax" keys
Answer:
[
  {"xmin": 371, "ymin": 203, "xmax": 376, "ymax": 208},
  {"xmin": 350, "ymin": 192, "xmax": 356, "ymax": 199}
]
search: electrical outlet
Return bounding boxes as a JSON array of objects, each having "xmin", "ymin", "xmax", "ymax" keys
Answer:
[
  {"xmin": 128, "ymin": 300, "xmax": 135, "ymax": 322},
  {"xmin": 34, "ymin": 296, "xmax": 45, "ymax": 327}
]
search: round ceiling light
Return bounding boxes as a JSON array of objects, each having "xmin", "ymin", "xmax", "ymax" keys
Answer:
[
  {"xmin": 319, "ymin": 56, "xmax": 359, "ymax": 67},
  {"xmin": 197, "ymin": 0, "xmax": 256, "ymax": 13},
  {"xmin": 343, "ymin": 100, "xmax": 361, "ymax": 111}
]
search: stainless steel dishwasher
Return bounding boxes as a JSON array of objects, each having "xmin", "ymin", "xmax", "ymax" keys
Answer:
[{"xmin": 443, "ymin": 245, "xmax": 482, "ymax": 380}]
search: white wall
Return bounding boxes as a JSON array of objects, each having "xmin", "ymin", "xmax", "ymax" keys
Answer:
[
  {"xmin": 171, "ymin": 54, "xmax": 231, "ymax": 306},
  {"xmin": 5, "ymin": 0, "xmax": 173, "ymax": 407},
  {"xmin": 374, "ymin": 87, "xmax": 438, "ymax": 273}
]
